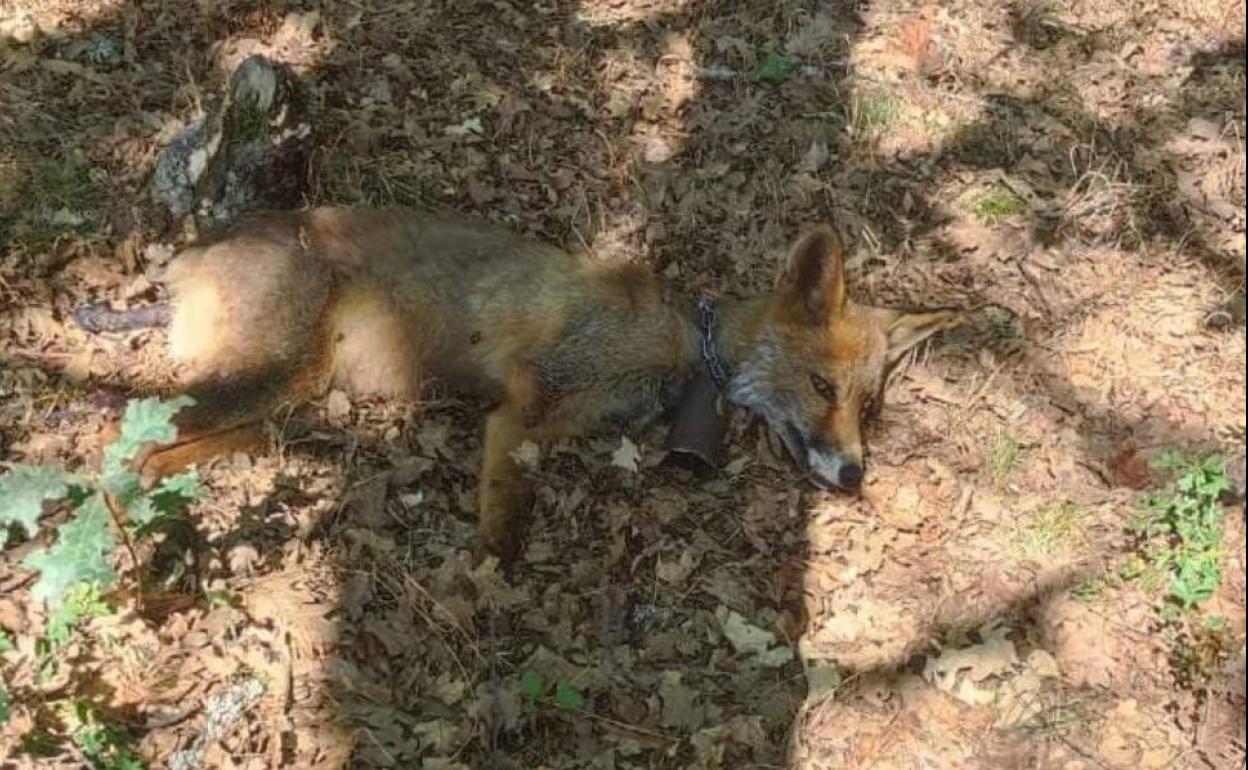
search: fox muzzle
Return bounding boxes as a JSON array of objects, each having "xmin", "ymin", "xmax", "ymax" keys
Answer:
[{"xmin": 806, "ymin": 445, "xmax": 864, "ymax": 491}]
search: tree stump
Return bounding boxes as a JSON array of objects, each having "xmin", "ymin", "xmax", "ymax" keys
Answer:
[{"xmin": 150, "ymin": 55, "xmax": 311, "ymax": 235}]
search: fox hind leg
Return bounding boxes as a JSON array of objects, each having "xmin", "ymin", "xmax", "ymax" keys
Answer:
[
  {"xmin": 141, "ymin": 230, "xmax": 336, "ymax": 482},
  {"xmin": 134, "ymin": 365, "xmax": 314, "ymax": 483}
]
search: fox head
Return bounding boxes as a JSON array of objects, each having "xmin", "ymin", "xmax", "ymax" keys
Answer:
[{"xmin": 727, "ymin": 226, "xmax": 964, "ymax": 491}]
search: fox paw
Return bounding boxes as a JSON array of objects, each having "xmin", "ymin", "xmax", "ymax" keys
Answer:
[{"xmin": 478, "ymin": 479, "xmax": 534, "ymax": 561}]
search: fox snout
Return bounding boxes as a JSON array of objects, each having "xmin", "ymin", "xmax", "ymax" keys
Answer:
[
  {"xmin": 776, "ymin": 418, "xmax": 865, "ymax": 492},
  {"xmin": 805, "ymin": 443, "xmax": 864, "ymax": 492}
]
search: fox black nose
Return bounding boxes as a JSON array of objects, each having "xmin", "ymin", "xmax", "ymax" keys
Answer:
[{"xmin": 838, "ymin": 462, "xmax": 864, "ymax": 490}]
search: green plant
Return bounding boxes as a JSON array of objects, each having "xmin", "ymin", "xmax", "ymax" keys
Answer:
[
  {"xmin": 71, "ymin": 702, "xmax": 147, "ymax": 770},
  {"xmin": 1136, "ymin": 452, "xmax": 1229, "ymax": 614},
  {"xmin": 0, "ymin": 397, "xmax": 202, "ymax": 632},
  {"xmin": 519, "ymin": 670, "xmax": 586, "ymax": 712},
  {"xmin": 8, "ymin": 157, "xmax": 101, "ymax": 248},
  {"xmin": 46, "ymin": 584, "xmax": 112, "ymax": 648},
  {"xmin": 228, "ymin": 100, "xmax": 272, "ymax": 143},
  {"xmin": 27, "ymin": 158, "xmax": 99, "ymax": 214},
  {"xmin": 971, "ymin": 185, "xmax": 1027, "ymax": 224},
  {"xmin": 751, "ymin": 52, "xmax": 800, "ymax": 83},
  {"xmin": 0, "ymin": 398, "xmax": 196, "ymax": 767},
  {"xmin": 0, "ymin": 631, "xmax": 12, "ymax": 726}
]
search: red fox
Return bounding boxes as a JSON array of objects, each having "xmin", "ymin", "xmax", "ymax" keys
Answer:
[{"xmin": 102, "ymin": 207, "xmax": 963, "ymax": 556}]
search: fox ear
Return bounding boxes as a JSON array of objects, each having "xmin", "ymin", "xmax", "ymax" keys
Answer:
[
  {"xmin": 779, "ymin": 225, "xmax": 846, "ymax": 322},
  {"xmin": 883, "ymin": 308, "xmax": 965, "ymax": 364}
]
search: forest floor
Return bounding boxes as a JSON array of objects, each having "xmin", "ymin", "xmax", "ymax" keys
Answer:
[{"xmin": 1, "ymin": 0, "xmax": 1246, "ymax": 768}]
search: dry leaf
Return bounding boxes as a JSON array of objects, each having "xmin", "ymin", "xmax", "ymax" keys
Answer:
[
  {"xmin": 445, "ymin": 116, "xmax": 484, "ymax": 136},
  {"xmin": 659, "ymin": 670, "xmax": 705, "ymax": 729},
  {"xmin": 610, "ymin": 436, "xmax": 642, "ymax": 472},
  {"xmin": 923, "ymin": 623, "xmax": 1018, "ymax": 706},
  {"xmin": 1110, "ymin": 448, "xmax": 1152, "ymax": 489},
  {"xmin": 325, "ymin": 389, "xmax": 351, "ymax": 422},
  {"xmin": 656, "ymin": 549, "xmax": 701, "ymax": 584},
  {"xmin": 413, "ymin": 720, "xmax": 464, "ymax": 755},
  {"xmin": 510, "ymin": 440, "xmax": 541, "ymax": 470},
  {"xmin": 797, "ymin": 141, "xmax": 829, "ymax": 173},
  {"xmin": 715, "ymin": 607, "xmax": 794, "ymax": 668}
]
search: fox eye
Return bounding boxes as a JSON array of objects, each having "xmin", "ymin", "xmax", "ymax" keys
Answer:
[{"xmin": 811, "ymin": 374, "xmax": 837, "ymax": 402}]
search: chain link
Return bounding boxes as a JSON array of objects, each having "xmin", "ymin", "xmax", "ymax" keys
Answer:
[{"xmin": 697, "ymin": 295, "xmax": 730, "ymax": 389}]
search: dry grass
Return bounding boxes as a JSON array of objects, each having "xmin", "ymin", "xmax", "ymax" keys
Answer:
[
  {"xmin": 986, "ymin": 432, "xmax": 1023, "ymax": 487},
  {"xmin": 1013, "ymin": 501, "xmax": 1087, "ymax": 560}
]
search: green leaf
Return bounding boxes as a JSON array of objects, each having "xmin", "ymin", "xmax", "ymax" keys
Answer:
[
  {"xmin": 24, "ymin": 492, "xmax": 116, "ymax": 609},
  {"xmin": 146, "ymin": 470, "xmax": 202, "ymax": 524},
  {"xmin": 0, "ymin": 629, "xmax": 13, "ymax": 654},
  {"xmin": 0, "ymin": 681, "xmax": 10, "ymax": 725},
  {"xmin": 751, "ymin": 52, "xmax": 799, "ymax": 82},
  {"xmin": 1152, "ymin": 450, "xmax": 1183, "ymax": 471},
  {"xmin": 1202, "ymin": 614, "xmax": 1226, "ymax": 632},
  {"xmin": 46, "ymin": 584, "xmax": 111, "ymax": 646},
  {"xmin": 73, "ymin": 705, "xmax": 147, "ymax": 770},
  {"xmin": 104, "ymin": 469, "xmax": 146, "ymax": 517},
  {"xmin": 109, "ymin": 467, "xmax": 200, "ymax": 538},
  {"xmin": 76, "ymin": 723, "xmax": 109, "ymax": 758},
  {"xmin": 553, "ymin": 679, "xmax": 585, "ymax": 711},
  {"xmin": 102, "ymin": 396, "xmax": 194, "ymax": 479},
  {"xmin": 0, "ymin": 463, "xmax": 76, "ymax": 546},
  {"xmin": 1139, "ymin": 451, "xmax": 1229, "ymax": 616},
  {"xmin": 107, "ymin": 471, "xmax": 158, "ymax": 529},
  {"xmin": 155, "ymin": 470, "xmax": 202, "ymax": 501},
  {"xmin": 20, "ymin": 729, "xmax": 59, "ymax": 756},
  {"xmin": 519, "ymin": 670, "xmax": 544, "ymax": 701}
]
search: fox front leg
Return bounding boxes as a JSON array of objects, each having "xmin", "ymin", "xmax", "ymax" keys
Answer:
[
  {"xmin": 478, "ymin": 407, "xmax": 537, "ymax": 558},
  {"xmin": 477, "ymin": 367, "xmax": 551, "ymax": 559}
]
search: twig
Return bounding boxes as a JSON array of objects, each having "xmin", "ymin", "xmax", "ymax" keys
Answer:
[
  {"xmin": 960, "ymin": 357, "xmax": 1006, "ymax": 413},
  {"xmin": 566, "ymin": 705, "xmax": 681, "ymax": 745},
  {"xmin": 102, "ymin": 490, "xmax": 144, "ymax": 607}
]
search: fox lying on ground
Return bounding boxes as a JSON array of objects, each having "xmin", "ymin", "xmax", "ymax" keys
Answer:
[{"xmin": 99, "ymin": 207, "xmax": 963, "ymax": 556}]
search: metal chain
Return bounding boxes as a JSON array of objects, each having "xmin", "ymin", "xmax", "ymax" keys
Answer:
[{"xmin": 696, "ymin": 295, "xmax": 731, "ymax": 390}]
